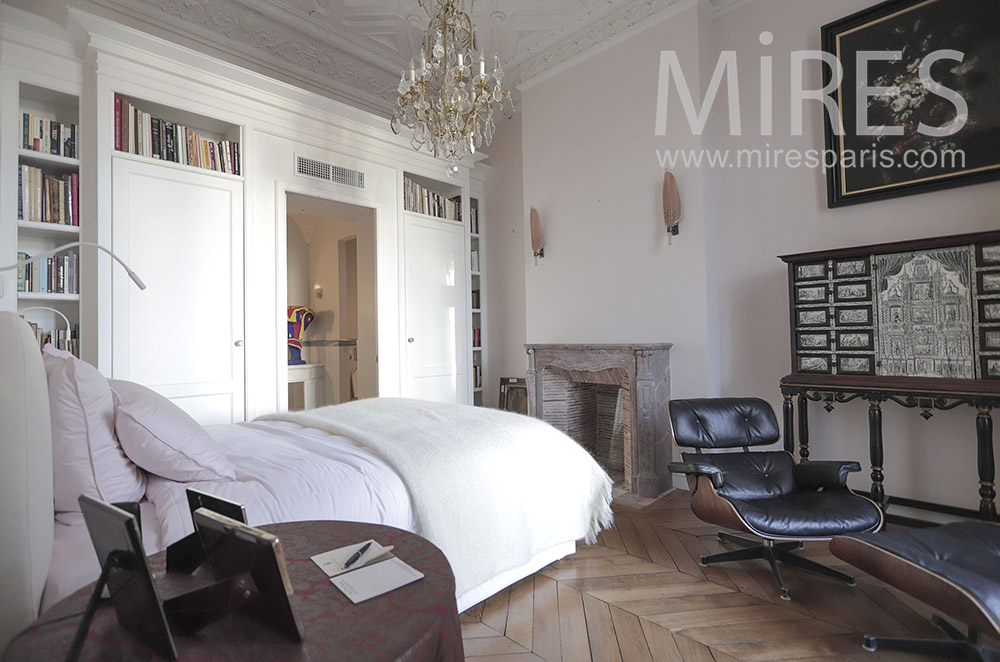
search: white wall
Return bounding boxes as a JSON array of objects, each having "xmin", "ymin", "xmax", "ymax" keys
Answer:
[
  {"xmin": 482, "ymin": 113, "xmax": 527, "ymax": 407},
  {"xmin": 520, "ymin": 6, "xmax": 716, "ymax": 403},
  {"xmin": 499, "ymin": 0, "xmax": 1000, "ymax": 508}
]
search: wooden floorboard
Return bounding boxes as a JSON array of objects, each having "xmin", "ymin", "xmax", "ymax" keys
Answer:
[{"xmin": 462, "ymin": 491, "xmax": 958, "ymax": 661}]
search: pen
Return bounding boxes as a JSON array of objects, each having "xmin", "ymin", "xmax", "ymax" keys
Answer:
[{"xmin": 343, "ymin": 541, "xmax": 373, "ymax": 570}]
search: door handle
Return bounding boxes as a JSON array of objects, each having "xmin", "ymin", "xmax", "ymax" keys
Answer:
[
  {"xmin": 234, "ymin": 340, "xmax": 244, "ymax": 347},
  {"xmin": 408, "ymin": 338, "xmax": 415, "ymax": 343}
]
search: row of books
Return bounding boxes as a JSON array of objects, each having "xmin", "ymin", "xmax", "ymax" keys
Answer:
[
  {"xmin": 17, "ymin": 250, "xmax": 79, "ymax": 295},
  {"xmin": 22, "ymin": 113, "xmax": 78, "ymax": 159},
  {"xmin": 471, "ymin": 249, "xmax": 480, "ymax": 273},
  {"xmin": 18, "ymin": 166, "xmax": 79, "ymax": 226},
  {"xmin": 470, "ymin": 208, "xmax": 480, "ymax": 234},
  {"xmin": 473, "ymin": 364, "xmax": 483, "ymax": 389},
  {"xmin": 403, "ymin": 177, "xmax": 461, "ymax": 221},
  {"xmin": 23, "ymin": 320, "xmax": 79, "ymax": 357},
  {"xmin": 471, "ymin": 289, "xmax": 481, "ymax": 309},
  {"xmin": 114, "ymin": 94, "xmax": 241, "ymax": 175},
  {"xmin": 472, "ymin": 327, "xmax": 482, "ymax": 348}
]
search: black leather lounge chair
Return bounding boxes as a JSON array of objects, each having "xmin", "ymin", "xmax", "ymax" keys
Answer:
[
  {"xmin": 830, "ymin": 522, "xmax": 1000, "ymax": 661},
  {"xmin": 667, "ymin": 397, "xmax": 884, "ymax": 600}
]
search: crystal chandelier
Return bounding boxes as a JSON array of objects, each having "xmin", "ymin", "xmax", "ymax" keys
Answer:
[{"xmin": 391, "ymin": 0, "xmax": 514, "ymax": 176}]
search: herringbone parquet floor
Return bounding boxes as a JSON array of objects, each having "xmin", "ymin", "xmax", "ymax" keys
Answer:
[{"xmin": 460, "ymin": 490, "xmax": 955, "ymax": 662}]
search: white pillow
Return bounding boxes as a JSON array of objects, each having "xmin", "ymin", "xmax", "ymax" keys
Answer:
[
  {"xmin": 110, "ymin": 379, "xmax": 237, "ymax": 482},
  {"xmin": 43, "ymin": 346, "xmax": 146, "ymax": 512}
]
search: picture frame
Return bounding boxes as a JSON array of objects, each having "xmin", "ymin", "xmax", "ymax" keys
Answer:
[
  {"xmin": 499, "ymin": 377, "xmax": 528, "ymax": 414},
  {"xmin": 821, "ymin": 0, "xmax": 1000, "ymax": 207}
]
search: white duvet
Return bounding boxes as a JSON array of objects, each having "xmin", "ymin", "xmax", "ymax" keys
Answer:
[{"xmin": 258, "ymin": 398, "xmax": 615, "ymax": 609}]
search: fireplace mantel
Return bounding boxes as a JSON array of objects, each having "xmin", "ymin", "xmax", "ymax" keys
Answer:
[{"xmin": 525, "ymin": 343, "xmax": 672, "ymax": 498}]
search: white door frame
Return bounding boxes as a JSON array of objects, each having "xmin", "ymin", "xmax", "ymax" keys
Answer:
[{"xmin": 273, "ymin": 180, "xmax": 392, "ymax": 411}]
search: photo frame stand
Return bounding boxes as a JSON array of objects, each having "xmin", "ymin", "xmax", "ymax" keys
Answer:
[
  {"xmin": 161, "ymin": 572, "xmax": 260, "ymax": 634},
  {"xmin": 66, "ymin": 550, "xmax": 133, "ymax": 662},
  {"xmin": 66, "ymin": 553, "xmax": 261, "ymax": 661}
]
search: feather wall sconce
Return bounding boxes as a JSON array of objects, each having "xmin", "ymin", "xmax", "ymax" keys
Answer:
[
  {"xmin": 662, "ymin": 170, "xmax": 682, "ymax": 238},
  {"xmin": 530, "ymin": 207, "xmax": 545, "ymax": 260}
]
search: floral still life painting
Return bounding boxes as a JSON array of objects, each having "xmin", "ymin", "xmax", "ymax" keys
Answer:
[{"xmin": 822, "ymin": 0, "xmax": 1000, "ymax": 207}]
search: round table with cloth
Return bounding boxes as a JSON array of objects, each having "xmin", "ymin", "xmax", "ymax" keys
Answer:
[{"xmin": 2, "ymin": 521, "xmax": 464, "ymax": 662}]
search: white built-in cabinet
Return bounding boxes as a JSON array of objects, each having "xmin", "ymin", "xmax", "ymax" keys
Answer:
[
  {"xmin": 2, "ymin": 6, "xmax": 491, "ymax": 417},
  {"xmin": 403, "ymin": 211, "xmax": 470, "ymax": 403},
  {"xmin": 111, "ymin": 157, "xmax": 245, "ymax": 424}
]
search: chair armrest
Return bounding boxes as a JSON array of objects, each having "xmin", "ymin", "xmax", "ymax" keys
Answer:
[
  {"xmin": 793, "ymin": 461, "xmax": 861, "ymax": 490},
  {"xmin": 668, "ymin": 462, "xmax": 724, "ymax": 489}
]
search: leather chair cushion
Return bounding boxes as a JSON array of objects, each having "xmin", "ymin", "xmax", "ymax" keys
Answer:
[
  {"xmin": 683, "ymin": 451, "xmax": 795, "ymax": 500},
  {"xmin": 729, "ymin": 490, "xmax": 883, "ymax": 538},
  {"xmin": 670, "ymin": 398, "xmax": 780, "ymax": 449},
  {"xmin": 836, "ymin": 522, "xmax": 1000, "ymax": 632}
]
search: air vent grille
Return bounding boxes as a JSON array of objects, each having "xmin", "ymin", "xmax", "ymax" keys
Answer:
[{"xmin": 295, "ymin": 155, "xmax": 365, "ymax": 189}]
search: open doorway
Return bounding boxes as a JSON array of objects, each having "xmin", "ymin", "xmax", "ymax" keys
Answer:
[{"xmin": 285, "ymin": 192, "xmax": 377, "ymax": 409}]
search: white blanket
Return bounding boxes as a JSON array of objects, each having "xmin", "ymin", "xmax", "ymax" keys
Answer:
[{"xmin": 259, "ymin": 398, "xmax": 614, "ymax": 605}]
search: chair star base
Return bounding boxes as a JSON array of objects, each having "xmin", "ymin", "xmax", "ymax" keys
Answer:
[
  {"xmin": 701, "ymin": 532, "xmax": 855, "ymax": 600},
  {"xmin": 863, "ymin": 614, "xmax": 1000, "ymax": 662}
]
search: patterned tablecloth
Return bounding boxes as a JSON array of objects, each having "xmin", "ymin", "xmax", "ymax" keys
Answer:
[{"xmin": 2, "ymin": 521, "xmax": 464, "ymax": 662}]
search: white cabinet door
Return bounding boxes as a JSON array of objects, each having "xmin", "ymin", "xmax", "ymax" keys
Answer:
[
  {"xmin": 403, "ymin": 214, "xmax": 469, "ymax": 404},
  {"xmin": 112, "ymin": 158, "xmax": 245, "ymax": 424}
]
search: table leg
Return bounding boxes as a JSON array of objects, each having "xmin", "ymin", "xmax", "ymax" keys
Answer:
[
  {"xmin": 782, "ymin": 394, "xmax": 795, "ymax": 456},
  {"xmin": 868, "ymin": 399, "xmax": 885, "ymax": 506},
  {"xmin": 797, "ymin": 395, "xmax": 810, "ymax": 462},
  {"xmin": 977, "ymin": 407, "xmax": 996, "ymax": 521}
]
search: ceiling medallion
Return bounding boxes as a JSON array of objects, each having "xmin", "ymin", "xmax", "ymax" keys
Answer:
[{"xmin": 390, "ymin": 0, "xmax": 514, "ymax": 176}]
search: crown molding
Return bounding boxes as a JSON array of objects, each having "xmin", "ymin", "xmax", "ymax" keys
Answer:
[
  {"xmin": 517, "ymin": 0, "xmax": 695, "ymax": 90},
  {"xmin": 517, "ymin": 0, "xmax": 758, "ymax": 89},
  {"xmin": 85, "ymin": 0, "xmax": 400, "ymax": 117}
]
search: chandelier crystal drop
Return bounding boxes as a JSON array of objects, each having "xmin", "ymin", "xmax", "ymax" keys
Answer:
[{"xmin": 391, "ymin": 0, "xmax": 514, "ymax": 176}]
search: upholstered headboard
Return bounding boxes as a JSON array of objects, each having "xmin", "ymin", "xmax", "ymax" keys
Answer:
[{"xmin": 0, "ymin": 312, "xmax": 54, "ymax": 651}]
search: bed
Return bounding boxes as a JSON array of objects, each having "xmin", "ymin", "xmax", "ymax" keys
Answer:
[{"xmin": 0, "ymin": 311, "xmax": 613, "ymax": 651}]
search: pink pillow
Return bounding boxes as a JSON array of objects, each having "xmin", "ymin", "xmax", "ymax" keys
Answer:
[
  {"xmin": 42, "ymin": 346, "xmax": 146, "ymax": 511},
  {"xmin": 110, "ymin": 379, "xmax": 236, "ymax": 482}
]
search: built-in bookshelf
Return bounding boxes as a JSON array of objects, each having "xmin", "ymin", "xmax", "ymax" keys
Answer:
[
  {"xmin": 403, "ymin": 173, "xmax": 462, "ymax": 222},
  {"xmin": 15, "ymin": 82, "xmax": 82, "ymax": 356},
  {"xmin": 470, "ymin": 196, "xmax": 483, "ymax": 406},
  {"xmin": 113, "ymin": 93, "xmax": 242, "ymax": 176}
]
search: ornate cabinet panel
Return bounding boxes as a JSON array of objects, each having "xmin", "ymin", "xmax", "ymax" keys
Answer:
[
  {"xmin": 780, "ymin": 231, "xmax": 1000, "ymax": 523},
  {"xmin": 786, "ymin": 234, "xmax": 1000, "ymax": 381}
]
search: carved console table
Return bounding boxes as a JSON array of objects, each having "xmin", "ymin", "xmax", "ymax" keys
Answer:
[{"xmin": 779, "ymin": 231, "xmax": 1000, "ymax": 522}]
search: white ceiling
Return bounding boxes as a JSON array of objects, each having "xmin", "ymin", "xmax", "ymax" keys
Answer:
[{"xmin": 12, "ymin": 0, "xmax": 751, "ymax": 117}]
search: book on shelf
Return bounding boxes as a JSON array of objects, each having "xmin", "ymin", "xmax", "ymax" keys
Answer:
[
  {"xmin": 473, "ymin": 365, "xmax": 483, "ymax": 389},
  {"xmin": 472, "ymin": 327, "xmax": 481, "ymax": 348},
  {"xmin": 21, "ymin": 113, "xmax": 78, "ymax": 158},
  {"xmin": 22, "ymin": 319, "xmax": 80, "ymax": 357},
  {"xmin": 470, "ymin": 249, "xmax": 480, "ymax": 273},
  {"xmin": 470, "ymin": 208, "xmax": 479, "ymax": 234},
  {"xmin": 17, "ymin": 250, "xmax": 77, "ymax": 295},
  {"xmin": 114, "ymin": 93, "xmax": 241, "ymax": 175},
  {"xmin": 471, "ymin": 289, "xmax": 481, "ymax": 309},
  {"xmin": 403, "ymin": 177, "xmax": 462, "ymax": 221},
  {"xmin": 18, "ymin": 166, "xmax": 79, "ymax": 226}
]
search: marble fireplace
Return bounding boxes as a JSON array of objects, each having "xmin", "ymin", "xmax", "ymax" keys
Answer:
[{"xmin": 525, "ymin": 344, "xmax": 672, "ymax": 498}]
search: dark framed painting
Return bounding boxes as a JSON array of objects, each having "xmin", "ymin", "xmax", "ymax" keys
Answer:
[
  {"xmin": 499, "ymin": 377, "xmax": 528, "ymax": 415},
  {"xmin": 822, "ymin": 0, "xmax": 1000, "ymax": 207}
]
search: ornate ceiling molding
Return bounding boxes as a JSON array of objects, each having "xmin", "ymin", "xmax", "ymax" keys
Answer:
[
  {"xmin": 516, "ymin": 0, "xmax": 693, "ymax": 85},
  {"xmin": 86, "ymin": 0, "xmax": 400, "ymax": 116},
  {"xmin": 60, "ymin": 0, "xmax": 758, "ymax": 117}
]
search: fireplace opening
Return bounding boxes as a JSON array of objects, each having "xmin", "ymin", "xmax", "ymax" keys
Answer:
[
  {"xmin": 540, "ymin": 368, "xmax": 632, "ymax": 491},
  {"xmin": 526, "ymin": 343, "xmax": 672, "ymax": 499}
]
